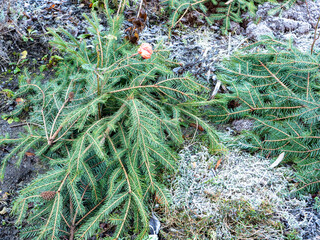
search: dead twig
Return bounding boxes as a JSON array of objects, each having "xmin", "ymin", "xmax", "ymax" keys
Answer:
[{"xmin": 311, "ymin": 14, "xmax": 320, "ymax": 55}]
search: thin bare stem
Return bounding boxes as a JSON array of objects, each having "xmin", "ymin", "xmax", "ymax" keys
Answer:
[
  {"xmin": 137, "ymin": 0, "xmax": 144, "ymax": 18},
  {"xmin": 311, "ymin": 14, "xmax": 320, "ymax": 55},
  {"xmin": 50, "ymin": 96, "xmax": 71, "ymax": 141}
]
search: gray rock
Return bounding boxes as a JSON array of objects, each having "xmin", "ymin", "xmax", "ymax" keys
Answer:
[
  {"xmin": 230, "ymin": 21, "xmax": 241, "ymax": 35},
  {"xmin": 232, "ymin": 119, "xmax": 254, "ymax": 132},
  {"xmin": 246, "ymin": 22, "xmax": 274, "ymax": 40},
  {"xmin": 296, "ymin": 22, "xmax": 310, "ymax": 34},
  {"xmin": 149, "ymin": 213, "xmax": 160, "ymax": 235},
  {"xmin": 244, "ymin": 0, "xmax": 320, "ymax": 52},
  {"xmin": 268, "ymin": 18, "xmax": 310, "ymax": 35},
  {"xmin": 282, "ymin": 18, "xmax": 299, "ymax": 31}
]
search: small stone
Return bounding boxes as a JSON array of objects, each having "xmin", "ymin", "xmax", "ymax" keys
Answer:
[
  {"xmin": 172, "ymin": 67, "xmax": 182, "ymax": 74},
  {"xmin": 191, "ymin": 162, "xmax": 197, "ymax": 169},
  {"xmin": 296, "ymin": 22, "xmax": 310, "ymax": 34},
  {"xmin": 232, "ymin": 119, "xmax": 254, "ymax": 132}
]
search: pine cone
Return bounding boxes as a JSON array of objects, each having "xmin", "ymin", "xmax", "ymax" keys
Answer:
[
  {"xmin": 68, "ymin": 92, "xmax": 74, "ymax": 101},
  {"xmin": 40, "ymin": 191, "xmax": 56, "ymax": 201}
]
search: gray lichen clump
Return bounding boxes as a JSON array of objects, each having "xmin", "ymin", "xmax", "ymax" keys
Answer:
[{"xmin": 171, "ymin": 144, "xmax": 320, "ymax": 239}]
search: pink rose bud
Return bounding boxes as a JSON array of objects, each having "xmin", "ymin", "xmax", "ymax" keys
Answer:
[{"xmin": 138, "ymin": 43, "xmax": 153, "ymax": 59}]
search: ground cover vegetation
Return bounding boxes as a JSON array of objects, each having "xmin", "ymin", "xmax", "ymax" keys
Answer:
[
  {"xmin": 0, "ymin": 2, "xmax": 222, "ymax": 239},
  {"xmin": 163, "ymin": 145, "xmax": 303, "ymax": 240},
  {"xmin": 161, "ymin": 0, "xmax": 280, "ymax": 35},
  {"xmin": 211, "ymin": 36, "xmax": 320, "ymax": 193}
]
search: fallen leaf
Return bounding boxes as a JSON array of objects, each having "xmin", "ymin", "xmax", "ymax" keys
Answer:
[
  {"xmin": 47, "ymin": 4, "xmax": 56, "ymax": 10},
  {"xmin": 1, "ymin": 192, "xmax": 9, "ymax": 200},
  {"xmin": 138, "ymin": 8, "xmax": 147, "ymax": 22},
  {"xmin": 214, "ymin": 158, "xmax": 222, "ymax": 170},
  {"xmin": 0, "ymin": 207, "xmax": 8, "ymax": 215},
  {"xmin": 125, "ymin": 8, "xmax": 147, "ymax": 44},
  {"xmin": 189, "ymin": 123, "xmax": 204, "ymax": 131},
  {"xmin": 125, "ymin": 27, "xmax": 140, "ymax": 44},
  {"xmin": 25, "ymin": 152, "xmax": 35, "ymax": 157},
  {"xmin": 198, "ymin": 125, "xmax": 204, "ymax": 131},
  {"xmin": 20, "ymin": 50, "xmax": 28, "ymax": 60},
  {"xmin": 269, "ymin": 153, "xmax": 285, "ymax": 169},
  {"xmin": 23, "ymin": 12, "xmax": 30, "ymax": 19}
]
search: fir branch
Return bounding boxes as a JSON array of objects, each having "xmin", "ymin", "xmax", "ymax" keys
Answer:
[{"xmin": 1, "ymin": 9, "xmax": 221, "ymax": 239}]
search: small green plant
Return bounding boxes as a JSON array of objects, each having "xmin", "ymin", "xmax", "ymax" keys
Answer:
[
  {"xmin": 0, "ymin": 89, "xmax": 20, "ymax": 124},
  {"xmin": 159, "ymin": 209, "xmax": 216, "ymax": 239},
  {"xmin": 218, "ymin": 199, "xmax": 278, "ymax": 239},
  {"xmin": 161, "ymin": 199, "xmax": 283, "ymax": 239},
  {"xmin": 39, "ymin": 55, "xmax": 64, "ymax": 72},
  {"xmin": 285, "ymin": 229, "xmax": 301, "ymax": 240},
  {"xmin": 0, "ymin": 89, "xmax": 14, "ymax": 98},
  {"xmin": 0, "ymin": 4, "xmax": 221, "ymax": 239},
  {"xmin": 7, "ymin": 50, "xmax": 28, "ymax": 74},
  {"xmin": 1, "ymin": 115, "xmax": 20, "ymax": 124},
  {"xmin": 21, "ymin": 27, "xmax": 37, "ymax": 42}
]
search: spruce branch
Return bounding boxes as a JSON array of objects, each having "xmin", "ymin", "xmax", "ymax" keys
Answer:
[
  {"xmin": 1, "ymin": 8, "xmax": 221, "ymax": 239},
  {"xmin": 212, "ymin": 37, "xmax": 320, "ymax": 192}
]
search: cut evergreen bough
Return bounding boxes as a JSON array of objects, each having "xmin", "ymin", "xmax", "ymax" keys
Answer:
[
  {"xmin": 211, "ymin": 37, "xmax": 320, "ymax": 193},
  {"xmin": 0, "ymin": 3, "xmax": 222, "ymax": 239}
]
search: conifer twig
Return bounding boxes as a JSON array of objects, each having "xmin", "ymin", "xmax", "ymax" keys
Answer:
[
  {"xmin": 53, "ymin": 117, "xmax": 80, "ymax": 144},
  {"xmin": 258, "ymin": 60, "xmax": 291, "ymax": 92},
  {"xmin": 107, "ymin": 84, "xmax": 194, "ymax": 99},
  {"xmin": 107, "ymin": 135, "xmax": 132, "ymax": 193},
  {"xmin": 48, "ymin": 96, "xmax": 72, "ymax": 145}
]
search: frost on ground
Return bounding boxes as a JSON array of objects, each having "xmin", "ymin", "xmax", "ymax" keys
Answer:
[
  {"xmin": 170, "ymin": 143, "xmax": 320, "ymax": 239},
  {"xmin": 246, "ymin": 0, "xmax": 320, "ymax": 52},
  {"xmin": 140, "ymin": 25, "xmax": 247, "ymax": 86}
]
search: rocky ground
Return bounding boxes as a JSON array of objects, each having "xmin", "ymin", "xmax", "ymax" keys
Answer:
[{"xmin": 0, "ymin": 0, "xmax": 320, "ymax": 239}]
